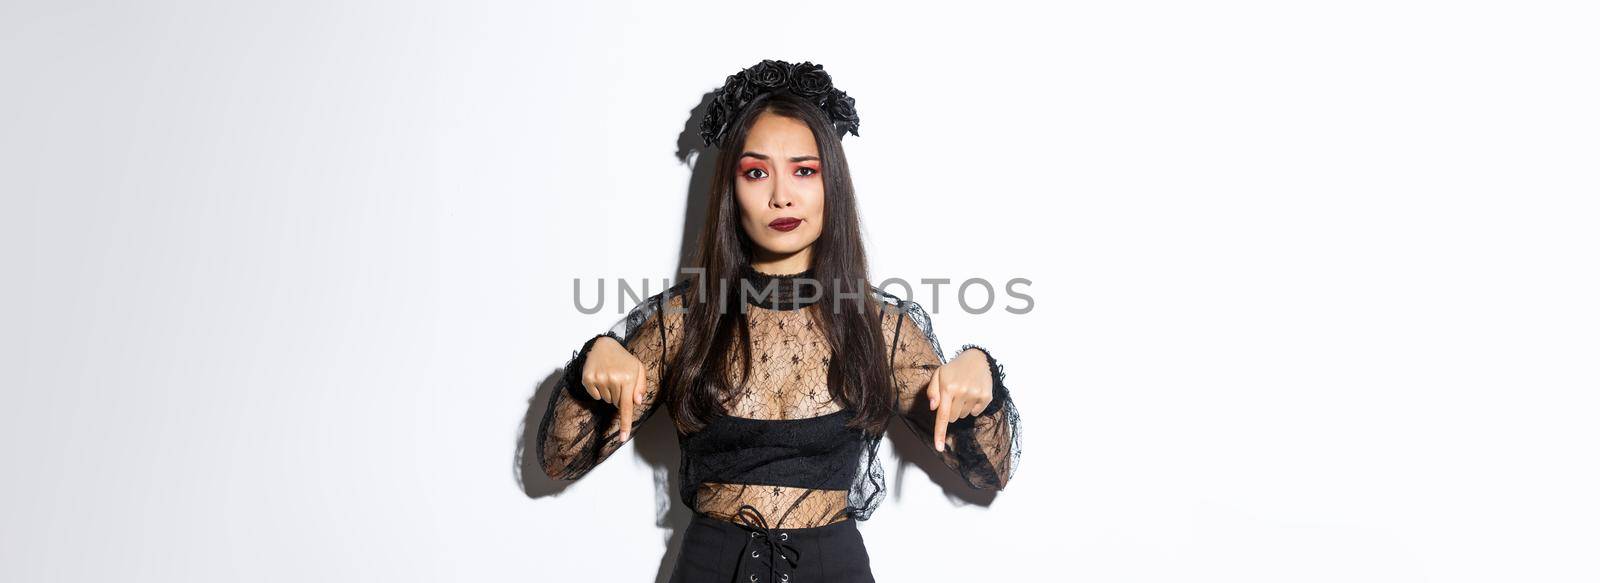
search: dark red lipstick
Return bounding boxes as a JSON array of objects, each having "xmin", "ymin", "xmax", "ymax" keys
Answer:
[{"xmin": 769, "ymin": 217, "xmax": 802, "ymax": 232}]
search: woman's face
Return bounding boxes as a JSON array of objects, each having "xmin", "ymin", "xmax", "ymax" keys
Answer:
[{"xmin": 735, "ymin": 111, "xmax": 825, "ymax": 267}]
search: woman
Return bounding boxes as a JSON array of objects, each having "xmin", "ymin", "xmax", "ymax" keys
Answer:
[{"xmin": 536, "ymin": 59, "xmax": 1021, "ymax": 583}]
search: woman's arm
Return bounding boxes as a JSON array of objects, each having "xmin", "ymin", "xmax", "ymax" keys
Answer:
[
  {"xmin": 536, "ymin": 291, "xmax": 684, "ymax": 481},
  {"xmin": 881, "ymin": 297, "xmax": 1021, "ymax": 491}
]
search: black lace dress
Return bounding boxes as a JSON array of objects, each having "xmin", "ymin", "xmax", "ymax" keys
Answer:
[{"xmin": 536, "ymin": 267, "xmax": 1022, "ymax": 581}]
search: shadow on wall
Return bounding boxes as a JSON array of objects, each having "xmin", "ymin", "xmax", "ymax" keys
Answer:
[{"xmin": 512, "ymin": 91, "xmax": 996, "ymax": 583}]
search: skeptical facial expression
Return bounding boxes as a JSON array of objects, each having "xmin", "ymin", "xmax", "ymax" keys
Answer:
[{"xmin": 735, "ymin": 111, "xmax": 825, "ymax": 262}]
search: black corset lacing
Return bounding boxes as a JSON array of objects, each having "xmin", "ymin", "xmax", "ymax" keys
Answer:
[{"xmin": 733, "ymin": 504, "xmax": 803, "ymax": 582}]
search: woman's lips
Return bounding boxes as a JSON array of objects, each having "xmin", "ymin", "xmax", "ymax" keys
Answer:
[{"xmin": 769, "ymin": 217, "xmax": 802, "ymax": 232}]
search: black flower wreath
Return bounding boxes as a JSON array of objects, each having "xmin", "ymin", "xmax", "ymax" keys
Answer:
[{"xmin": 698, "ymin": 59, "xmax": 861, "ymax": 148}]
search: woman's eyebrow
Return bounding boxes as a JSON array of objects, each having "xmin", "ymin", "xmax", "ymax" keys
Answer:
[{"xmin": 740, "ymin": 152, "xmax": 821, "ymax": 163}]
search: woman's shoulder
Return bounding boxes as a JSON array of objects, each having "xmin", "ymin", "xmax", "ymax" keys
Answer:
[
  {"xmin": 609, "ymin": 279, "xmax": 695, "ymax": 339},
  {"xmin": 868, "ymin": 285, "xmax": 926, "ymax": 319},
  {"xmin": 627, "ymin": 278, "xmax": 694, "ymax": 310}
]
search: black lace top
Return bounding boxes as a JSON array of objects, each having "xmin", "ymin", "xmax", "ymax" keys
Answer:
[{"xmin": 536, "ymin": 267, "xmax": 1022, "ymax": 528}]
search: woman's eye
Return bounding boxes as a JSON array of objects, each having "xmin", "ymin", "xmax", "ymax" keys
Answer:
[
  {"xmin": 744, "ymin": 168, "xmax": 768, "ymax": 180},
  {"xmin": 795, "ymin": 167, "xmax": 817, "ymax": 177}
]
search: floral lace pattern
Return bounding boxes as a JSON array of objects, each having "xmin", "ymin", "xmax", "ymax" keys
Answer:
[{"xmin": 536, "ymin": 269, "xmax": 1021, "ymax": 528}]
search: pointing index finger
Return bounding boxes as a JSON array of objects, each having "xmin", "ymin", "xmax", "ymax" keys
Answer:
[
  {"xmin": 932, "ymin": 373, "xmax": 950, "ymax": 452},
  {"xmin": 618, "ymin": 375, "xmax": 636, "ymax": 441}
]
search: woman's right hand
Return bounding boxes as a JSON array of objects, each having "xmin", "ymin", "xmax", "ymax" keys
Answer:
[{"xmin": 579, "ymin": 335, "xmax": 647, "ymax": 440}]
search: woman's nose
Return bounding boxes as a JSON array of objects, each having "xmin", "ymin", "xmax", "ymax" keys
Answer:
[{"xmin": 770, "ymin": 180, "xmax": 794, "ymax": 208}]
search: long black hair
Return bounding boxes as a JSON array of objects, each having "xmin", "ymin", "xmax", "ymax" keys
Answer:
[{"xmin": 665, "ymin": 90, "xmax": 894, "ymax": 436}]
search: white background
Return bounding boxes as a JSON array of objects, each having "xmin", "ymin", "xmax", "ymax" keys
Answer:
[{"xmin": 4, "ymin": 1, "xmax": 1597, "ymax": 581}]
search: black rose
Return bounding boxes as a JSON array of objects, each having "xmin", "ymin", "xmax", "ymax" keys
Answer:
[
  {"xmin": 714, "ymin": 74, "xmax": 746, "ymax": 108},
  {"xmin": 746, "ymin": 60, "xmax": 792, "ymax": 89},
  {"xmin": 702, "ymin": 91, "xmax": 743, "ymax": 146},
  {"xmin": 789, "ymin": 62, "xmax": 832, "ymax": 97},
  {"xmin": 699, "ymin": 100, "xmax": 727, "ymax": 146},
  {"xmin": 827, "ymin": 89, "xmax": 860, "ymax": 136},
  {"xmin": 735, "ymin": 83, "xmax": 761, "ymax": 108}
]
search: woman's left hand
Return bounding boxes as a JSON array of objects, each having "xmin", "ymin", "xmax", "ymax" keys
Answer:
[{"xmin": 926, "ymin": 348, "xmax": 994, "ymax": 452}]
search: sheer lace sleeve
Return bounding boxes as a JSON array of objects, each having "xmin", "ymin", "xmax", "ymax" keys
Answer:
[
  {"xmin": 881, "ymin": 296, "xmax": 1021, "ymax": 491},
  {"xmin": 536, "ymin": 286, "xmax": 686, "ymax": 480}
]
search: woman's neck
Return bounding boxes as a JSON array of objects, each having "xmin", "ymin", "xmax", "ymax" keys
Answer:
[
  {"xmin": 738, "ymin": 263, "xmax": 820, "ymax": 311},
  {"xmin": 749, "ymin": 247, "xmax": 813, "ymax": 276}
]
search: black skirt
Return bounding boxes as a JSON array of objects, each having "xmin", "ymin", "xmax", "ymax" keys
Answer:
[{"xmin": 669, "ymin": 505, "xmax": 875, "ymax": 583}]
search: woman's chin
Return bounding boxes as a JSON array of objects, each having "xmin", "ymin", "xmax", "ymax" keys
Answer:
[{"xmin": 753, "ymin": 237, "xmax": 814, "ymax": 253}]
